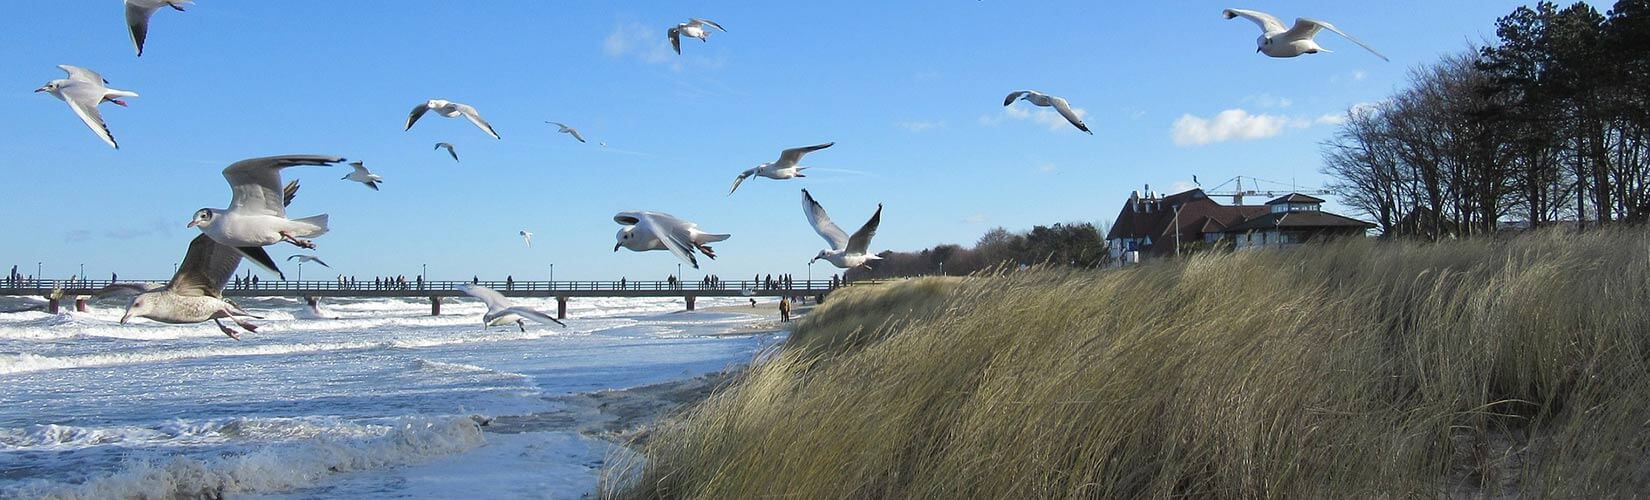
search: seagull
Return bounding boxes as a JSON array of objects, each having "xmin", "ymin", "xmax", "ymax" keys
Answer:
[
  {"xmin": 125, "ymin": 0, "xmax": 192, "ymax": 57},
  {"xmin": 802, "ymin": 189, "xmax": 883, "ymax": 269},
  {"xmin": 729, "ymin": 143, "xmax": 833, "ymax": 195},
  {"xmin": 1223, "ymin": 9, "xmax": 1388, "ymax": 61},
  {"xmin": 457, "ymin": 283, "xmax": 566, "ymax": 332},
  {"xmin": 434, "ymin": 142, "xmax": 460, "ymax": 162},
  {"xmin": 35, "ymin": 65, "xmax": 138, "ymax": 149},
  {"xmin": 188, "ymin": 155, "xmax": 346, "ymax": 280},
  {"xmin": 668, "ymin": 18, "xmax": 726, "ymax": 54},
  {"xmin": 342, "ymin": 161, "xmax": 384, "ymax": 191},
  {"xmin": 1003, "ymin": 90, "xmax": 1091, "ymax": 135},
  {"xmin": 546, "ymin": 122, "xmax": 586, "ymax": 143},
  {"xmin": 286, "ymin": 254, "xmax": 331, "ymax": 268},
  {"xmin": 613, "ymin": 211, "xmax": 730, "ymax": 269},
  {"xmin": 119, "ymin": 180, "xmax": 300, "ymax": 340},
  {"xmin": 520, "ymin": 230, "xmax": 533, "ymax": 248},
  {"xmin": 406, "ymin": 99, "xmax": 500, "ymax": 140}
]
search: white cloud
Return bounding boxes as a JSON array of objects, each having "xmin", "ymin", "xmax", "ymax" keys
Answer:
[
  {"xmin": 1170, "ymin": 180, "xmax": 1200, "ymax": 193},
  {"xmin": 1241, "ymin": 93, "xmax": 1293, "ymax": 108},
  {"xmin": 896, "ymin": 120, "xmax": 946, "ymax": 133},
  {"xmin": 1171, "ymin": 109, "xmax": 1291, "ymax": 146},
  {"xmin": 1353, "ymin": 70, "xmax": 1368, "ymax": 81},
  {"xmin": 1036, "ymin": 162, "xmax": 1058, "ymax": 174},
  {"xmin": 982, "ymin": 104, "xmax": 1089, "ymax": 132},
  {"xmin": 604, "ymin": 22, "xmax": 687, "ymax": 69}
]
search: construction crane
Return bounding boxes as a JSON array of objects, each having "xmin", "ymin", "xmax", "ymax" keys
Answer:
[{"xmin": 1199, "ymin": 175, "xmax": 1332, "ymax": 205}]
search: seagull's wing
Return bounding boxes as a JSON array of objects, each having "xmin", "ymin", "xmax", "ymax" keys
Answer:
[
  {"xmin": 1050, "ymin": 96, "xmax": 1092, "ymax": 134},
  {"xmin": 691, "ymin": 18, "xmax": 726, "ymax": 32},
  {"xmin": 171, "ymin": 234, "xmax": 243, "ymax": 297},
  {"xmin": 223, "ymin": 155, "xmax": 346, "ymax": 217},
  {"xmin": 310, "ymin": 257, "xmax": 331, "ymax": 268},
  {"xmin": 802, "ymin": 189, "xmax": 850, "ymax": 251},
  {"xmin": 125, "ymin": 1, "xmax": 162, "ymax": 56},
  {"xmin": 58, "ymin": 65, "xmax": 107, "ymax": 84},
  {"xmin": 778, "ymin": 142, "xmax": 833, "ymax": 165},
  {"xmin": 350, "ymin": 162, "xmax": 370, "ymax": 176},
  {"xmin": 95, "ymin": 282, "xmax": 164, "ymax": 298},
  {"xmin": 1003, "ymin": 90, "xmax": 1030, "ymax": 107},
  {"xmin": 456, "ymin": 104, "xmax": 501, "ymax": 139},
  {"xmin": 567, "ymin": 128, "xmax": 586, "ymax": 143},
  {"xmin": 59, "ymin": 84, "xmax": 118, "ymax": 149},
  {"xmin": 458, "ymin": 283, "xmax": 512, "ymax": 313},
  {"xmin": 846, "ymin": 204, "xmax": 882, "ymax": 255},
  {"xmin": 1223, "ymin": 8, "xmax": 1287, "ymax": 33},
  {"xmin": 728, "ymin": 168, "xmax": 757, "ymax": 195},
  {"xmin": 637, "ymin": 213, "xmax": 702, "ymax": 268},
  {"xmin": 405, "ymin": 102, "xmax": 431, "ymax": 131},
  {"xmin": 502, "ymin": 306, "xmax": 565, "ymax": 327},
  {"xmin": 668, "ymin": 28, "xmax": 682, "ymax": 54},
  {"xmin": 1288, "ymin": 17, "xmax": 1389, "ymax": 61},
  {"xmin": 435, "ymin": 142, "xmax": 459, "ymax": 162}
]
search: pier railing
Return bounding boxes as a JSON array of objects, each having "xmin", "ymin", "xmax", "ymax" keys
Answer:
[{"xmin": 0, "ymin": 278, "xmax": 870, "ymax": 298}]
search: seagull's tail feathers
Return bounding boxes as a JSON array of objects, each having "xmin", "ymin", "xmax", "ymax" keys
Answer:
[
  {"xmin": 108, "ymin": 89, "xmax": 139, "ymax": 99},
  {"xmin": 291, "ymin": 214, "xmax": 329, "ymax": 237},
  {"xmin": 700, "ymin": 232, "xmax": 732, "ymax": 243}
]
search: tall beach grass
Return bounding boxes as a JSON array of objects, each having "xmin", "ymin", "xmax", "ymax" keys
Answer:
[{"xmin": 608, "ymin": 228, "xmax": 1650, "ymax": 497}]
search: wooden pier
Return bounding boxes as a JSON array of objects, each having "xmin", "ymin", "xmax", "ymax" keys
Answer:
[{"xmin": 0, "ymin": 278, "xmax": 855, "ymax": 319}]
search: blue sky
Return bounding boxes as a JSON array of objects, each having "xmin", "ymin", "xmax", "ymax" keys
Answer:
[{"xmin": 0, "ymin": 1, "xmax": 1584, "ymax": 281}]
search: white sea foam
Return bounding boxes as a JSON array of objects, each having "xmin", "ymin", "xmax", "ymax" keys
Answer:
[{"xmin": 5, "ymin": 416, "xmax": 486, "ymax": 499}]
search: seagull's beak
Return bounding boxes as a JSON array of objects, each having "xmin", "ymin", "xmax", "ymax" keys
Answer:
[
  {"xmin": 613, "ymin": 242, "xmax": 623, "ymax": 252},
  {"xmin": 185, "ymin": 220, "xmax": 199, "ymax": 228},
  {"xmin": 33, "ymin": 86, "xmax": 48, "ymax": 93},
  {"xmin": 119, "ymin": 310, "xmax": 133, "ymax": 324},
  {"xmin": 1256, "ymin": 47, "xmax": 1263, "ymax": 53}
]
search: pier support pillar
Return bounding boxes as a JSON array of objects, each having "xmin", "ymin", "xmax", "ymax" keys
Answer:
[
  {"xmin": 430, "ymin": 296, "xmax": 442, "ymax": 316},
  {"xmin": 305, "ymin": 296, "xmax": 319, "ymax": 309},
  {"xmin": 47, "ymin": 297, "xmax": 60, "ymax": 314},
  {"xmin": 75, "ymin": 297, "xmax": 89, "ymax": 313},
  {"xmin": 556, "ymin": 296, "xmax": 568, "ymax": 320},
  {"xmin": 685, "ymin": 295, "xmax": 696, "ymax": 311}
]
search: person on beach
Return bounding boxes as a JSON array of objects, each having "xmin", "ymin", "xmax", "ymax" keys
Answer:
[
  {"xmin": 749, "ymin": 298, "xmax": 757, "ymax": 308},
  {"xmin": 779, "ymin": 296, "xmax": 792, "ymax": 323}
]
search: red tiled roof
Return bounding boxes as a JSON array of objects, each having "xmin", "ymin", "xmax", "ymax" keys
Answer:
[{"xmin": 1106, "ymin": 189, "xmax": 1268, "ymax": 254}]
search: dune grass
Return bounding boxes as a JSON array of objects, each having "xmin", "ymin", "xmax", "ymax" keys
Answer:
[{"xmin": 606, "ymin": 228, "xmax": 1650, "ymax": 498}]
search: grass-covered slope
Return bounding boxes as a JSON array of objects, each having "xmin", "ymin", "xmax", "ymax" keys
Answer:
[{"xmin": 609, "ymin": 228, "xmax": 1650, "ymax": 498}]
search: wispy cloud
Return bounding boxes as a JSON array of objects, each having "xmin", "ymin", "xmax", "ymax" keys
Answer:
[
  {"xmin": 1036, "ymin": 162, "xmax": 1058, "ymax": 174},
  {"xmin": 896, "ymin": 120, "xmax": 947, "ymax": 133},
  {"xmin": 604, "ymin": 22, "xmax": 720, "ymax": 71},
  {"xmin": 1171, "ymin": 108, "xmax": 1345, "ymax": 147},
  {"xmin": 1241, "ymin": 93, "xmax": 1293, "ymax": 109},
  {"xmin": 980, "ymin": 104, "xmax": 1089, "ymax": 132}
]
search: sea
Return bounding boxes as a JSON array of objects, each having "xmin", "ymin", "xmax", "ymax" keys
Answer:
[{"xmin": 0, "ymin": 294, "xmax": 780, "ymax": 499}]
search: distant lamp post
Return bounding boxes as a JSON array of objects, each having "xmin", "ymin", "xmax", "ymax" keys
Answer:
[
  {"xmin": 676, "ymin": 263, "xmax": 682, "ymax": 284},
  {"xmin": 79, "ymin": 263, "xmax": 85, "ymax": 281},
  {"xmin": 296, "ymin": 260, "xmax": 304, "ymax": 281},
  {"xmin": 36, "ymin": 262, "xmax": 41, "ymax": 281},
  {"xmin": 549, "ymin": 263, "xmax": 555, "ymax": 282},
  {"xmin": 421, "ymin": 263, "xmax": 427, "ymax": 281}
]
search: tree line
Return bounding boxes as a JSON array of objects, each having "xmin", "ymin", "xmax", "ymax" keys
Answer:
[
  {"xmin": 844, "ymin": 223, "xmax": 1108, "ymax": 280},
  {"xmin": 1322, "ymin": 1, "xmax": 1650, "ymax": 237}
]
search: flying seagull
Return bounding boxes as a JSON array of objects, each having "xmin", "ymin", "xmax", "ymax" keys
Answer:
[
  {"xmin": 802, "ymin": 189, "xmax": 883, "ymax": 269},
  {"xmin": 520, "ymin": 230, "xmax": 533, "ymax": 248},
  {"xmin": 35, "ymin": 65, "xmax": 138, "ymax": 149},
  {"xmin": 406, "ymin": 99, "xmax": 500, "ymax": 139},
  {"xmin": 342, "ymin": 161, "xmax": 384, "ymax": 191},
  {"xmin": 1223, "ymin": 9, "xmax": 1388, "ymax": 61},
  {"xmin": 729, "ymin": 142, "xmax": 833, "ymax": 195},
  {"xmin": 668, "ymin": 18, "xmax": 726, "ymax": 54},
  {"xmin": 457, "ymin": 283, "xmax": 566, "ymax": 332},
  {"xmin": 1004, "ymin": 90, "xmax": 1091, "ymax": 135},
  {"xmin": 286, "ymin": 254, "xmax": 331, "ymax": 268},
  {"xmin": 613, "ymin": 211, "xmax": 730, "ymax": 269},
  {"xmin": 125, "ymin": 0, "xmax": 192, "ymax": 57},
  {"xmin": 188, "ymin": 155, "xmax": 346, "ymax": 280},
  {"xmin": 434, "ymin": 142, "xmax": 460, "ymax": 162},
  {"xmin": 119, "ymin": 180, "xmax": 300, "ymax": 340},
  {"xmin": 546, "ymin": 122, "xmax": 586, "ymax": 143}
]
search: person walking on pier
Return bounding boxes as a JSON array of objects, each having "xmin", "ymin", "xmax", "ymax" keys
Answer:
[{"xmin": 506, "ymin": 275, "xmax": 514, "ymax": 291}]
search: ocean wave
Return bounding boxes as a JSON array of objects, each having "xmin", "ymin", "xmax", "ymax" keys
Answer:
[
  {"xmin": 3, "ymin": 416, "xmax": 486, "ymax": 499},
  {"xmin": 0, "ymin": 341, "xmax": 398, "ymax": 375},
  {"xmin": 0, "ymin": 416, "xmax": 385, "ymax": 451},
  {"xmin": 411, "ymin": 358, "xmax": 530, "ymax": 380}
]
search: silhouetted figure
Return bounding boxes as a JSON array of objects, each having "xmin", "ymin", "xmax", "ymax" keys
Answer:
[{"xmin": 779, "ymin": 297, "xmax": 792, "ymax": 323}]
